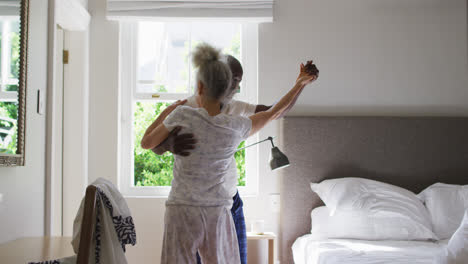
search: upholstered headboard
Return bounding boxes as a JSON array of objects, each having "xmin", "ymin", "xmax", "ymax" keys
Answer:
[{"xmin": 278, "ymin": 117, "xmax": 468, "ymax": 264}]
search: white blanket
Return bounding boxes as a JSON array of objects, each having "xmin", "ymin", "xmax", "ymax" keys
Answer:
[
  {"xmin": 292, "ymin": 235, "xmax": 448, "ymax": 264},
  {"xmin": 29, "ymin": 178, "xmax": 136, "ymax": 264},
  {"xmin": 73, "ymin": 178, "xmax": 136, "ymax": 264}
]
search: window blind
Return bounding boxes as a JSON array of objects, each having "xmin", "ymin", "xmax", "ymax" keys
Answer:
[{"xmin": 107, "ymin": 0, "xmax": 274, "ymax": 22}]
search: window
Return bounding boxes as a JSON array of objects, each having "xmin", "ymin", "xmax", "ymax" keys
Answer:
[
  {"xmin": 120, "ymin": 21, "xmax": 259, "ymax": 197},
  {"xmin": 0, "ymin": 17, "xmax": 20, "ymax": 154}
]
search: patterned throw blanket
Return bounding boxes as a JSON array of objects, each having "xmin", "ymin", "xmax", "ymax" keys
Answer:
[
  {"xmin": 29, "ymin": 178, "xmax": 136, "ymax": 264},
  {"xmin": 94, "ymin": 188, "xmax": 136, "ymax": 261}
]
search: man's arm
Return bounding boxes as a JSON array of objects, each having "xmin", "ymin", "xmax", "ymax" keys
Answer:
[
  {"xmin": 255, "ymin": 104, "xmax": 272, "ymax": 113},
  {"xmin": 254, "ymin": 93, "xmax": 299, "ymax": 118},
  {"xmin": 152, "ymin": 135, "xmax": 171, "ymax": 155},
  {"xmin": 149, "ymin": 97, "xmax": 197, "ymax": 157},
  {"xmin": 141, "ymin": 100, "xmax": 185, "ymax": 150},
  {"xmin": 151, "ymin": 127, "xmax": 196, "ymax": 157},
  {"xmin": 141, "ymin": 123, "xmax": 171, "ymax": 150}
]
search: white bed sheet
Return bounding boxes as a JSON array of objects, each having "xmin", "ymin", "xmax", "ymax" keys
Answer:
[{"xmin": 292, "ymin": 234, "xmax": 448, "ymax": 264}]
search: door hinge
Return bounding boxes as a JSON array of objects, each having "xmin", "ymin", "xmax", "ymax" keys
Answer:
[{"xmin": 63, "ymin": 50, "xmax": 69, "ymax": 64}]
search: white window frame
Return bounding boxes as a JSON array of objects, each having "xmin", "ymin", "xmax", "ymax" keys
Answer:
[
  {"xmin": 119, "ymin": 21, "xmax": 259, "ymax": 198},
  {"xmin": 0, "ymin": 17, "xmax": 19, "ymax": 102}
]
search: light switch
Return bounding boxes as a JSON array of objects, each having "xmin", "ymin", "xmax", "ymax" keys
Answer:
[{"xmin": 37, "ymin": 89, "xmax": 45, "ymax": 115}]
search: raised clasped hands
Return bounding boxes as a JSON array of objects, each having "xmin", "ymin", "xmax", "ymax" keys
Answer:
[{"xmin": 296, "ymin": 60, "xmax": 319, "ymax": 86}]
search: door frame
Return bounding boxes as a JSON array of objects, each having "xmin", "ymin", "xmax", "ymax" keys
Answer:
[{"xmin": 45, "ymin": 0, "xmax": 90, "ymax": 236}]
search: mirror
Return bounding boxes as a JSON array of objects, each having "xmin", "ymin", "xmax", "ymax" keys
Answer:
[{"xmin": 0, "ymin": 0, "xmax": 28, "ymax": 166}]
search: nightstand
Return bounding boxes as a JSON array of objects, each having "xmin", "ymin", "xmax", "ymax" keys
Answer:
[{"xmin": 247, "ymin": 232, "xmax": 276, "ymax": 264}]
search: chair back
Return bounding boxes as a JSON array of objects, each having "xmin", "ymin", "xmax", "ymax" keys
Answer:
[{"xmin": 76, "ymin": 185, "xmax": 98, "ymax": 264}]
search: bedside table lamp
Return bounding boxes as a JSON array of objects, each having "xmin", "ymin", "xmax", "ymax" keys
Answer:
[{"xmin": 237, "ymin": 136, "xmax": 290, "ymax": 171}]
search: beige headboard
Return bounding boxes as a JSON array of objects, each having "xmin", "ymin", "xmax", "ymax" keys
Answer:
[{"xmin": 278, "ymin": 116, "xmax": 468, "ymax": 263}]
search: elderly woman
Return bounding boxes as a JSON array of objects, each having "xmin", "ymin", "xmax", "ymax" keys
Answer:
[{"xmin": 141, "ymin": 43, "xmax": 318, "ymax": 264}]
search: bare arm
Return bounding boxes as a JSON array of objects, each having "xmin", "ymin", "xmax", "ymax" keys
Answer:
[
  {"xmin": 151, "ymin": 127, "xmax": 197, "ymax": 156},
  {"xmin": 254, "ymin": 61, "xmax": 318, "ymax": 118},
  {"xmin": 151, "ymin": 97, "xmax": 196, "ymax": 156},
  {"xmin": 275, "ymin": 87, "xmax": 304, "ymax": 119},
  {"xmin": 249, "ymin": 69, "xmax": 317, "ymax": 136},
  {"xmin": 152, "ymin": 139, "xmax": 169, "ymax": 155},
  {"xmin": 141, "ymin": 100, "xmax": 186, "ymax": 150},
  {"xmin": 141, "ymin": 124, "xmax": 171, "ymax": 150},
  {"xmin": 254, "ymin": 93, "xmax": 300, "ymax": 119}
]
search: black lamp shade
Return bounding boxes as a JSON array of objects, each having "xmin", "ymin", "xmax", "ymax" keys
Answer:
[
  {"xmin": 237, "ymin": 136, "xmax": 290, "ymax": 171},
  {"xmin": 270, "ymin": 146, "xmax": 290, "ymax": 171}
]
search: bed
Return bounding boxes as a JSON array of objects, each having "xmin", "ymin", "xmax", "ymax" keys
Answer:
[
  {"xmin": 292, "ymin": 236, "xmax": 448, "ymax": 264},
  {"xmin": 278, "ymin": 117, "xmax": 468, "ymax": 264}
]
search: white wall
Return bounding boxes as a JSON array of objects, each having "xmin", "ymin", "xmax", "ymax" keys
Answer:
[
  {"xmin": 62, "ymin": 30, "xmax": 90, "ymax": 236},
  {"xmin": 88, "ymin": 0, "xmax": 120, "ymax": 185},
  {"xmin": 87, "ymin": 0, "xmax": 468, "ymax": 263},
  {"xmin": 0, "ymin": 0, "xmax": 48, "ymax": 243},
  {"xmin": 252, "ymin": 0, "xmax": 467, "ymax": 261},
  {"xmin": 259, "ymin": 0, "xmax": 468, "ymax": 116}
]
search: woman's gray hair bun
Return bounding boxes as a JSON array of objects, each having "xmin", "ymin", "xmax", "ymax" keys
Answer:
[
  {"xmin": 192, "ymin": 43, "xmax": 232, "ymax": 100},
  {"xmin": 192, "ymin": 43, "xmax": 221, "ymax": 68}
]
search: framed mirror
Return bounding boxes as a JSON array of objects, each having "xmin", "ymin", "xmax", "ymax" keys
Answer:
[{"xmin": 0, "ymin": 0, "xmax": 28, "ymax": 166}]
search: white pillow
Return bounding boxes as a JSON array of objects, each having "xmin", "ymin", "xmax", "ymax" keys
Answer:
[
  {"xmin": 435, "ymin": 210, "xmax": 468, "ymax": 264},
  {"xmin": 311, "ymin": 206, "xmax": 436, "ymax": 241},
  {"xmin": 310, "ymin": 177, "xmax": 437, "ymax": 240},
  {"xmin": 418, "ymin": 183, "xmax": 468, "ymax": 239}
]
